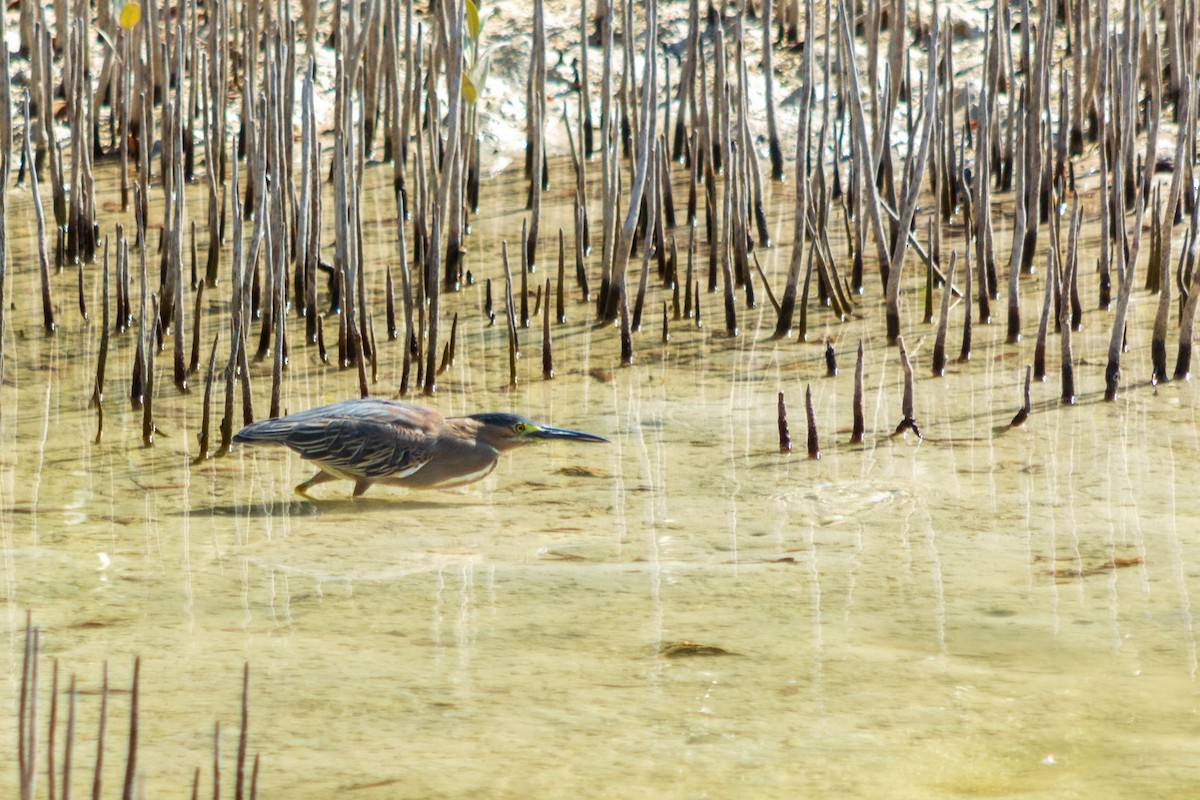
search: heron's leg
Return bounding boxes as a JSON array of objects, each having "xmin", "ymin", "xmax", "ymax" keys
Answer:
[
  {"xmin": 295, "ymin": 470, "xmax": 337, "ymax": 497},
  {"xmin": 352, "ymin": 478, "xmax": 374, "ymax": 498}
]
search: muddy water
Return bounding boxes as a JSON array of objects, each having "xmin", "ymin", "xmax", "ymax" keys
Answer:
[{"xmin": 1, "ymin": 154, "xmax": 1199, "ymax": 798}]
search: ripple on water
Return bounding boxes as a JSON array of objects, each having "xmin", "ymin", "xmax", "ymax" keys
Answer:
[{"xmin": 772, "ymin": 480, "xmax": 912, "ymax": 516}]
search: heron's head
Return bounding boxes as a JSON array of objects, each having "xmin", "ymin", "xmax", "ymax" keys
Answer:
[{"xmin": 469, "ymin": 413, "xmax": 608, "ymax": 452}]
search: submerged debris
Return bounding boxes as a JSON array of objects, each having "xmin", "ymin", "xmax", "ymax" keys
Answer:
[
  {"xmin": 659, "ymin": 641, "xmax": 739, "ymax": 658},
  {"xmin": 1051, "ymin": 557, "xmax": 1143, "ymax": 582}
]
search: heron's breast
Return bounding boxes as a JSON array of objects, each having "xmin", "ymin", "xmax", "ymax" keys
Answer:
[{"xmin": 425, "ymin": 460, "xmax": 498, "ymax": 489}]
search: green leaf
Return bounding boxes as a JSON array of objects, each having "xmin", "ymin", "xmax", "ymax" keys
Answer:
[
  {"xmin": 465, "ymin": 0, "xmax": 481, "ymax": 40},
  {"xmin": 461, "ymin": 72, "xmax": 477, "ymax": 104}
]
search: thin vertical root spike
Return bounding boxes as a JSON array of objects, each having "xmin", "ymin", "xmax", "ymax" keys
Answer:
[
  {"xmin": 778, "ymin": 391, "xmax": 791, "ymax": 452},
  {"xmin": 236, "ymin": 662, "xmax": 249, "ymax": 800},
  {"xmin": 195, "ymin": 331, "xmax": 221, "ymax": 462},
  {"xmin": 894, "ymin": 336, "xmax": 922, "ymax": 438},
  {"xmin": 805, "ymin": 384, "xmax": 820, "ymax": 460},
  {"xmin": 851, "ymin": 339, "xmax": 865, "ymax": 444},
  {"xmin": 1010, "ymin": 365, "xmax": 1032, "ymax": 427},
  {"xmin": 121, "ymin": 657, "xmax": 140, "ymax": 800},
  {"xmin": 542, "ymin": 279, "xmax": 553, "ymax": 379}
]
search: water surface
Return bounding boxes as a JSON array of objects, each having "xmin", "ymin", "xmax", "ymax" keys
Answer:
[{"xmin": 1, "ymin": 154, "xmax": 1198, "ymax": 798}]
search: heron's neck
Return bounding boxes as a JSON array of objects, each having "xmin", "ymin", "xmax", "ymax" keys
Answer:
[{"xmin": 444, "ymin": 417, "xmax": 503, "ymax": 454}]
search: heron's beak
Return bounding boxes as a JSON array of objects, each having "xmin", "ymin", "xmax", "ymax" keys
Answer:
[{"xmin": 528, "ymin": 425, "xmax": 609, "ymax": 443}]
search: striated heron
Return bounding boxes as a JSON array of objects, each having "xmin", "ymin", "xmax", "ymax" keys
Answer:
[{"xmin": 233, "ymin": 398, "xmax": 608, "ymax": 498}]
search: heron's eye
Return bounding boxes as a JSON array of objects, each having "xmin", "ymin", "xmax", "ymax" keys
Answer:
[{"xmin": 514, "ymin": 422, "xmax": 527, "ymax": 434}]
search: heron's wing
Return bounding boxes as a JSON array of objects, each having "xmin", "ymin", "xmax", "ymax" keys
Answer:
[
  {"xmin": 235, "ymin": 399, "xmax": 439, "ymax": 479},
  {"xmin": 287, "ymin": 418, "xmax": 432, "ymax": 479},
  {"xmin": 267, "ymin": 398, "xmax": 441, "ymax": 429}
]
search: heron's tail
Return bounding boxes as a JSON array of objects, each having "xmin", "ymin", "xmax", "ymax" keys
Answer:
[{"xmin": 233, "ymin": 417, "xmax": 295, "ymax": 445}]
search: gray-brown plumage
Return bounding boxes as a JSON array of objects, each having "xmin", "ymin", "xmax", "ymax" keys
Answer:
[{"xmin": 233, "ymin": 399, "xmax": 608, "ymax": 497}]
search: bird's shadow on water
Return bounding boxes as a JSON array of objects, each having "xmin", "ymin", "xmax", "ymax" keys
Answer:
[{"xmin": 188, "ymin": 497, "xmax": 476, "ymax": 518}]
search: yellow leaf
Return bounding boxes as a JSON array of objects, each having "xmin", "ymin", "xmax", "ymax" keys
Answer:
[
  {"xmin": 461, "ymin": 73, "xmax": 477, "ymax": 104},
  {"xmin": 119, "ymin": 1, "xmax": 141, "ymax": 29},
  {"xmin": 465, "ymin": 0, "xmax": 481, "ymax": 40}
]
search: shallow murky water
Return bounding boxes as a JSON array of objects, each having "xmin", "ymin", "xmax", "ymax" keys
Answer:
[{"xmin": 2, "ymin": 149, "xmax": 1200, "ymax": 799}]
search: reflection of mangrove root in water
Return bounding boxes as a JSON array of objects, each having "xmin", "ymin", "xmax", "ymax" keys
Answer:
[{"xmin": 14, "ymin": 613, "xmax": 260, "ymax": 799}]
